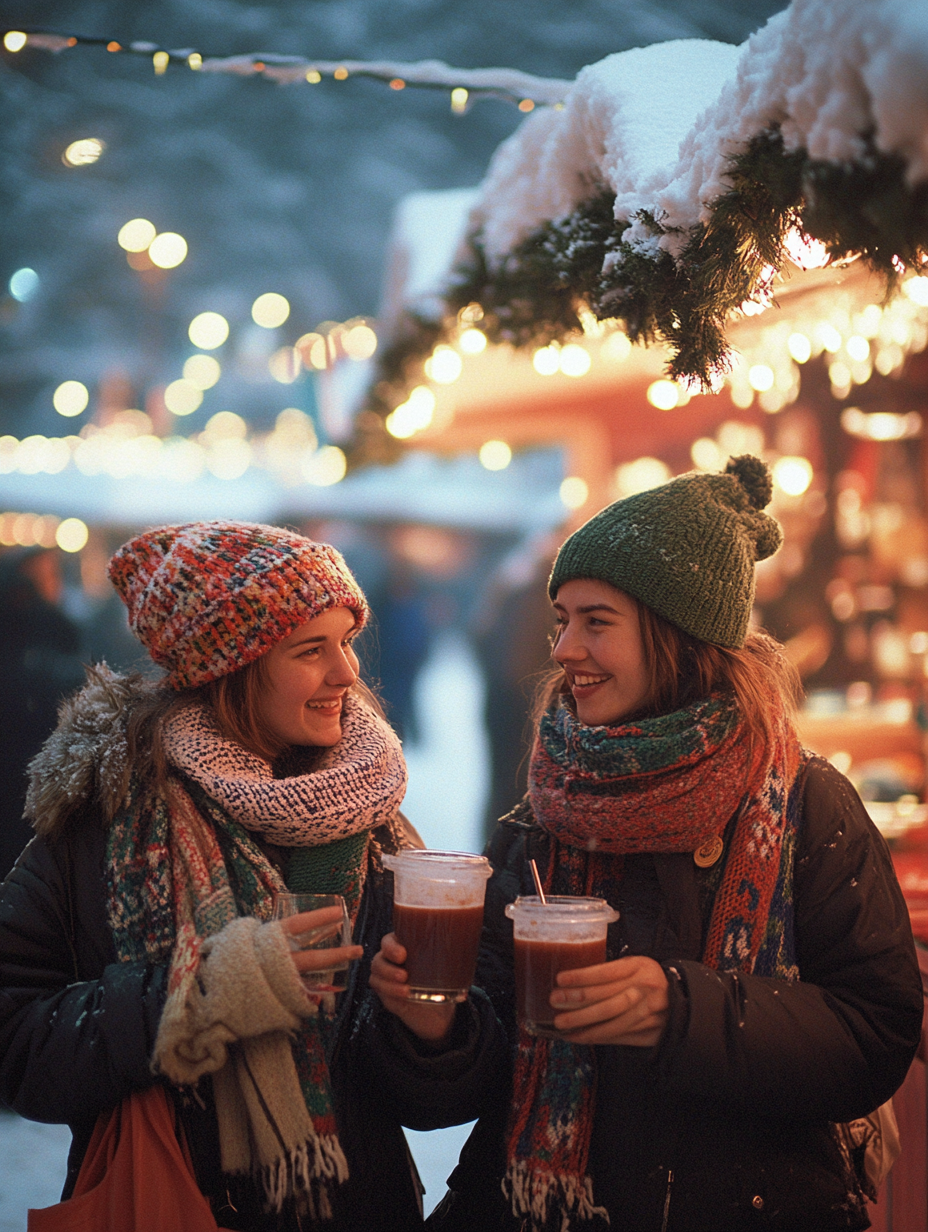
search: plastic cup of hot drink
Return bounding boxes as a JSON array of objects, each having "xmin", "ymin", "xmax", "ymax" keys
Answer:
[
  {"xmin": 505, "ymin": 896, "xmax": 619, "ymax": 1038},
  {"xmin": 272, "ymin": 891, "xmax": 354, "ymax": 995},
  {"xmin": 382, "ymin": 851, "xmax": 492, "ymax": 1003}
]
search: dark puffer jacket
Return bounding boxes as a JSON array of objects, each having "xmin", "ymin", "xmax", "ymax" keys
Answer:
[
  {"xmin": 431, "ymin": 756, "xmax": 923, "ymax": 1232},
  {"xmin": 0, "ymin": 782, "xmax": 506, "ymax": 1231}
]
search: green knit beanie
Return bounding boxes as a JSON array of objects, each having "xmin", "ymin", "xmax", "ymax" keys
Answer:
[{"xmin": 548, "ymin": 455, "xmax": 782, "ymax": 649}]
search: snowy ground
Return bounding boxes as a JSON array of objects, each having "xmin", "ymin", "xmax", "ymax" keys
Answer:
[{"xmin": 0, "ymin": 630, "xmax": 487, "ymax": 1226}]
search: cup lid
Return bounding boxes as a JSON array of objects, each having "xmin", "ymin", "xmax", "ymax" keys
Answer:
[
  {"xmin": 504, "ymin": 895, "xmax": 618, "ymax": 924},
  {"xmin": 382, "ymin": 850, "xmax": 491, "ymax": 879}
]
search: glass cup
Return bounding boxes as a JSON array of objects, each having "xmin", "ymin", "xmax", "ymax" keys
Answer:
[
  {"xmin": 505, "ymin": 896, "xmax": 619, "ymax": 1037},
  {"xmin": 271, "ymin": 891, "xmax": 354, "ymax": 995},
  {"xmin": 382, "ymin": 851, "xmax": 492, "ymax": 1003}
]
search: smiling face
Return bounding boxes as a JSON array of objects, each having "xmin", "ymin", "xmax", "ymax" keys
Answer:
[
  {"xmin": 552, "ymin": 578, "xmax": 652, "ymax": 727},
  {"xmin": 255, "ymin": 606, "xmax": 360, "ymax": 750}
]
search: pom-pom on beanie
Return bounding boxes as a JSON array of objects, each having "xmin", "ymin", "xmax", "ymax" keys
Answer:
[
  {"xmin": 548, "ymin": 455, "xmax": 782, "ymax": 649},
  {"xmin": 108, "ymin": 520, "xmax": 368, "ymax": 689}
]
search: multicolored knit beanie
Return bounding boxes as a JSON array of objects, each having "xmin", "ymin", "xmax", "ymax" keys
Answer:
[
  {"xmin": 108, "ymin": 521, "xmax": 368, "ymax": 689},
  {"xmin": 548, "ymin": 455, "xmax": 782, "ymax": 649}
]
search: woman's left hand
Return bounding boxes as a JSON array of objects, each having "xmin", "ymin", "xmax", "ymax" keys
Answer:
[{"xmin": 550, "ymin": 954, "xmax": 670, "ymax": 1047}]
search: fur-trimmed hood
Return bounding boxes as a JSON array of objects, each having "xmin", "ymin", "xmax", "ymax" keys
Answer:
[{"xmin": 25, "ymin": 664, "xmax": 141, "ymax": 840}]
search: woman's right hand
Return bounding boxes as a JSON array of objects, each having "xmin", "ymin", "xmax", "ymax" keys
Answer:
[{"xmin": 370, "ymin": 933, "xmax": 455, "ymax": 1043}]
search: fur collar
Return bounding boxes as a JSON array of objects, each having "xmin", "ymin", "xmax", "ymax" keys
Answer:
[{"xmin": 25, "ymin": 664, "xmax": 138, "ymax": 839}]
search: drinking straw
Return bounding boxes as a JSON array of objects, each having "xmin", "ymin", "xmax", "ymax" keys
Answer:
[{"xmin": 530, "ymin": 858, "xmax": 547, "ymax": 904}]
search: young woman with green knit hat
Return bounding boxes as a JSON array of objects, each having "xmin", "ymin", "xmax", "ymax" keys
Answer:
[
  {"xmin": 372, "ymin": 457, "xmax": 923, "ymax": 1232},
  {"xmin": 0, "ymin": 520, "xmax": 507, "ymax": 1231}
]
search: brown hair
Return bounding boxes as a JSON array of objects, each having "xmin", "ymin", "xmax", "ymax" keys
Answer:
[
  {"xmin": 125, "ymin": 657, "xmax": 385, "ymax": 795},
  {"xmin": 535, "ymin": 593, "xmax": 801, "ymax": 751}
]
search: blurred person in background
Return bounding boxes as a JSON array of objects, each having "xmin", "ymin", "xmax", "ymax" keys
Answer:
[{"xmin": 0, "ymin": 546, "xmax": 85, "ymax": 880}]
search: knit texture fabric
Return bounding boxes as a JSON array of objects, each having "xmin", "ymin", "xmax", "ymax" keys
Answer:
[
  {"xmin": 504, "ymin": 692, "xmax": 802, "ymax": 1231},
  {"xmin": 162, "ymin": 692, "xmax": 408, "ymax": 848},
  {"xmin": 548, "ymin": 455, "xmax": 782, "ymax": 648},
  {"xmin": 108, "ymin": 520, "xmax": 368, "ymax": 688}
]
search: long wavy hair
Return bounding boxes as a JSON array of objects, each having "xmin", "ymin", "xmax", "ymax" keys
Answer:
[{"xmin": 535, "ymin": 590, "xmax": 801, "ymax": 751}]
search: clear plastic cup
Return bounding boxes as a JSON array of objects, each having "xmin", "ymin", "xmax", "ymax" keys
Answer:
[
  {"xmin": 271, "ymin": 891, "xmax": 353, "ymax": 995},
  {"xmin": 383, "ymin": 851, "xmax": 492, "ymax": 1003},
  {"xmin": 505, "ymin": 895, "xmax": 619, "ymax": 1037}
]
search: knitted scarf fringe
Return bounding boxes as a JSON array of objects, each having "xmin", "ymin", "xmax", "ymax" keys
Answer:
[
  {"xmin": 262, "ymin": 1135, "xmax": 350, "ymax": 1218},
  {"xmin": 503, "ymin": 1163, "xmax": 609, "ymax": 1232}
]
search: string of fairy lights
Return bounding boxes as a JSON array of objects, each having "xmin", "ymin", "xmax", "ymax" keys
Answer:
[{"xmin": 1, "ymin": 28, "xmax": 568, "ymax": 111}]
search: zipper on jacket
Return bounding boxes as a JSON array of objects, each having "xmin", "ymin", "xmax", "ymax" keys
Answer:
[{"xmin": 660, "ymin": 1168, "xmax": 673, "ymax": 1232}]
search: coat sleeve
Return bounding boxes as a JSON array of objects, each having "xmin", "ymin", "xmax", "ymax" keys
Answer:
[
  {"xmin": 0, "ymin": 830, "xmax": 167, "ymax": 1125},
  {"xmin": 653, "ymin": 758, "xmax": 924, "ymax": 1122}
]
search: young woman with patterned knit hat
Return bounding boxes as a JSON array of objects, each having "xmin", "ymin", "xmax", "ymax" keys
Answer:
[
  {"xmin": 0, "ymin": 521, "xmax": 507, "ymax": 1231},
  {"xmin": 372, "ymin": 457, "xmax": 923, "ymax": 1232}
]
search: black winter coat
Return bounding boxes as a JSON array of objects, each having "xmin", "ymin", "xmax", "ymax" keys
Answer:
[
  {"xmin": 0, "ymin": 813, "xmax": 507, "ymax": 1232},
  {"xmin": 431, "ymin": 756, "xmax": 923, "ymax": 1232}
]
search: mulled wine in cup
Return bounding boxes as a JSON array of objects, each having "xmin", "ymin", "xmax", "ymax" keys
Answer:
[
  {"xmin": 383, "ymin": 851, "xmax": 491, "ymax": 1003},
  {"xmin": 506, "ymin": 896, "xmax": 619, "ymax": 1037},
  {"xmin": 272, "ymin": 891, "xmax": 354, "ymax": 994}
]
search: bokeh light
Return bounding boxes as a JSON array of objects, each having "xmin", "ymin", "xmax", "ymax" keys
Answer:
[
  {"xmin": 303, "ymin": 445, "xmax": 347, "ymax": 486},
  {"xmin": 148, "ymin": 232, "xmax": 187, "ymax": 269},
  {"xmin": 385, "ymin": 387, "xmax": 436, "ymax": 438},
  {"xmin": 614, "ymin": 456, "xmax": 670, "ymax": 498},
  {"xmin": 559, "ymin": 343, "xmax": 591, "ymax": 377},
  {"xmin": 560, "ymin": 477, "xmax": 589, "ymax": 509},
  {"xmin": 252, "ymin": 293, "xmax": 290, "ymax": 329},
  {"xmin": 424, "ymin": 345, "xmax": 463, "ymax": 384},
  {"xmin": 63, "ymin": 138, "xmax": 105, "ymax": 167},
  {"xmin": 646, "ymin": 380, "xmax": 680, "ymax": 410},
  {"xmin": 3, "ymin": 31, "xmax": 27, "ymax": 52},
  {"xmin": 164, "ymin": 379, "xmax": 203, "ymax": 416},
  {"xmin": 459, "ymin": 328, "xmax": 487, "ymax": 355},
  {"xmin": 773, "ymin": 455, "xmax": 813, "ymax": 497},
  {"xmin": 479, "ymin": 440, "xmax": 512, "ymax": 471},
  {"xmin": 117, "ymin": 218, "xmax": 157, "ymax": 253},
  {"xmin": 53, "ymin": 380, "xmax": 89, "ymax": 417},
  {"xmin": 188, "ymin": 312, "xmax": 229, "ymax": 349},
  {"xmin": 56, "ymin": 517, "xmax": 89, "ymax": 553},
  {"xmin": 8, "ymin": 268, "xmax": 39, "ymax": 302},
  {"xmin": 183, "ymin": 354, "xmax": 221, "ymax": 390},
  {"xmin": 343, "ymin": 323, "xmax": 378, "ymax": 360},
  {"xmin": 269, "ymin": 346, "xmax": 300, "ymax": 384},
  {"xmin": 533, "ymin": 346, "xmax": 560, "ymax": 376}
]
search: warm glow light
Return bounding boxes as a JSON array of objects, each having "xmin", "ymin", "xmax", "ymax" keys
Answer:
[
  {"xmin": 903, "ymin": 276, "xmax": 928, "ymax": 307},
  {"xmin": 63, "ymin": 138, "xmax": 105, "ymax": 167},
  {"xmin": 188, "ymin": 312, "xmax": 229, "ymax": 350},
  {"xmin": 183, "ymin": 354, "xmax": 221, "ymax": 389},
  {"xmin": 773, "ymin": 455, "xmax": 813, "ymax": 497},
  {"xmin": 559, "ymin": 343, "xmax": 591, "ymax": 377},
  {"xmin": 303, "ymin": 445, "xmax": 346, "ymax": 485},
  {"xmin": 691, "ymin": 437, "xmax": 722, "ymax": 471},
  {"xmin": 3, "ymin": 31, "xmax": 27, "ymax": 52},
  {"xmin": 153, "ymin": 51, "xmax": 169, "ymax": 75},
  {"xmin": 297, "ymin": 333, "xmax": 328, "ymax": 370},
  {"xmin": 53, "ymin": 380, "xmax": 89, "ymax": 417},
  {"xmin": 788, "ymin": 333, "xmax": 812, "ymax": 364},
  {"xmin": 269, "ymin": 346, "xmax": 300, "ymax": 383},
  {"xmin": 647, "ymin": 380, "xmax": 680, "ymax": 410},
  {"xmin": 533, "ymin": 346, "xmax": 560, "ymax": 376},
  {"xmin": 615, "ymin": 456, "xmax": 670, "ymax": 498},
  {"xmin": 188, "ymin": 53, "xmax": 202, "ymax": 70},
  {"xmin": 306, "ymin": 69, "xmax": 321, "ymax": 83},
  {"xmin": 343, "ymin": 323, "xmax": 378, "ymax": 360},
  {"xmin": 424, "ymin": 345, "xmax": 463, "ymax": 384},
  {"xmin": 164, "ymin": 379, "xmax": 203, "ymax": 416},
  {"xmin": 602, "ymin": 332, "xmax": 632, "ymax": 362},
  {"xmin": 841, "ymin": 407, "xmax": 922, "ymax": 442},
  {"xmin": 118, "ymin": 218, "xmax": 157, "ymax": 252},
  {"xmin": 148, "ymin": 232, "xmax": 187, "ymax": 269},
  {"xmin": 846, "ymin": 335, "xmax": 870, "ymax": 363},
  {"xmin": 333, "ymin": 66, "xmax": 349, "ymax": 80},
  {"xmin": 817, "ymin": 322, "xmax": 842, "ymax": 352},
  {"xmin": 389, "ymin": 78, "xmax": 405, "ymax": 90},
  {"xmin": 783, "ymin": 228, "xmax": 830, "ymax": 270},
  {"xmin": 252, "ymin": 292, "xmax": 290, "ymax": 329},
  {"xmin": 560, "ymin": 477, "xmax": 589, "ymax": 509},
  {"xmin": 451, "ymin": 87, "xmax": 468, "ymax": 113},
  {"xmin": 459, "ymin": 328, "xmax": 487, "ymax": 355},
  {"xmin": 205, "ymin": 439, "xmax": 251, "ymax": 481},
  {"xmin": 385, "ymin": 386, "xmax": 436, "ymax": 438},
  {"xmin": 479, "ymin": 440, "xmax": 512, "ymax": 471},
  {"xmin": 9, "ymin": 268, "xmax": 39, "ymax": 302},
  {"xmin": 748, "ymin": 364, "xmax": 775, "ymax": 392},
  {"xmin": 202, "ymin": 411, "xmax": 247, "ymax": 439},
  {"xmin": 518, "ymin": 99, "xmax": 535, "ymax": 112},
  {"xmin": 829, "ymin": 360, "xmax": 851, "ymax": 389},
  {"xmin": 56, "ymin": 517, "xmax": 89, "ymax": 553}
]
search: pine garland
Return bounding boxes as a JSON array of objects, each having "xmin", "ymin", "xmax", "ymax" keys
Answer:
[{"xmin": 370, "ymin": 125, "xmax": 928, "ymax": 421}]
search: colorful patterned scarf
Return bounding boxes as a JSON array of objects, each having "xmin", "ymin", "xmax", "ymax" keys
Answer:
[
  {"xmin": 505, "ymin": 692, "xmax": 801, "ymax": 1230},
  {"xmin": 105, "ymin": 697, "xmax": 407, "ymax": 1219}
]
